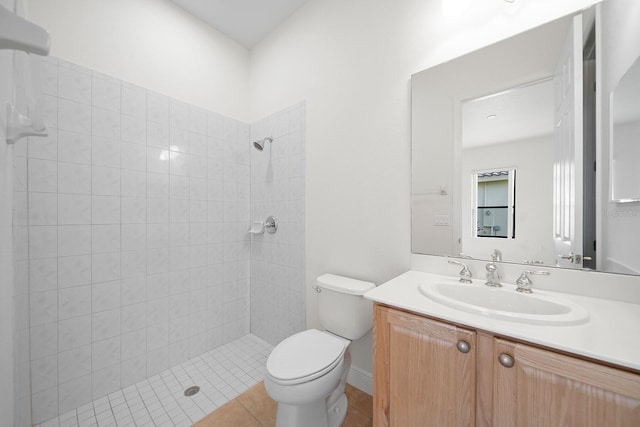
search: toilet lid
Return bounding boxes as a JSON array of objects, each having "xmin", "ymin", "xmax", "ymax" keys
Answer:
[{"xmin": 267, "ymin": 329, "xmax": 349, "ymax": 385}]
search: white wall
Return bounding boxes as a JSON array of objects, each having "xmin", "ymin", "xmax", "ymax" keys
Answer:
[
  {"xmin": 250, "ymin": 0, "xmax": 601, "ymax": 376},
  {"xmin": 25, "ymin": 0, "xmax": 250, "ymax": 122}
]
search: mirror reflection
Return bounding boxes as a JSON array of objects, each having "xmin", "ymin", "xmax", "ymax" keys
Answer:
[{"xmin": 411, "ymin": 1, "xmax": 640, "ymax": 276}]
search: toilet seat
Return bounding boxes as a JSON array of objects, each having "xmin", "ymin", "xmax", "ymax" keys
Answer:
[{"xmin": 267, "ymin": 329, "xmax": 349, "ymax": 386}]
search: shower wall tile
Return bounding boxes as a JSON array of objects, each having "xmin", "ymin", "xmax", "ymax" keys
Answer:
[
  {"xmin": 23, "ymin": 56, "xmax": 252, "ymax": 423},
  {"xmin": 250, "ymin": 103, "xmax": 306, "ymax": 346}
]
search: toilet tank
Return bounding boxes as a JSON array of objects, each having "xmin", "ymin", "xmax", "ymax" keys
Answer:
[{"xmin": 316, "ymin": 274, "xmax": 376, "ymax": 340}]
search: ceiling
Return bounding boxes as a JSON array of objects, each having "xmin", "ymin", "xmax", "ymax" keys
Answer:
[
  {"xmin": 462, "ymin": 79, "xmax": 555, "ymax": 148},
  {"xmin": 171, "ymin": 0, "xmax": 311, "ymax": 48}
]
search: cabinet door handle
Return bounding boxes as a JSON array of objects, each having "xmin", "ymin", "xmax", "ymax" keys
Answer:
[
  {"xmin": 456, "ymin": 340, "xmax": 470, "ymax": 353},
  {"xmin": 498, "ymin": 353, "xmax": 514, "ymax": 368}
]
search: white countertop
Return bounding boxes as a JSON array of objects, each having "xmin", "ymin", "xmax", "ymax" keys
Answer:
[{"xmin": 365, "ymin": 270, "xmax": 640, "ymax": 371}]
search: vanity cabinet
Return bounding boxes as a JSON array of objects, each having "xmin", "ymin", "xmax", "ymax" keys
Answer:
[{"xmin": 373, "ymin": 304, "xmax": 640, "ymax": 427}]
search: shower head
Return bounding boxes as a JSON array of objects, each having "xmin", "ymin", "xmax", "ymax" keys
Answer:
[{"xmin": 253, "ymin": 136, "xmax": 273, "ymax": 151}]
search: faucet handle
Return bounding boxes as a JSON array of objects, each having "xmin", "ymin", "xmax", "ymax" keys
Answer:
[
  {"xmin": 448, "ymin": 259, "xmax": 472, "ymax": 284},
  {"xmin": 491, "ymin": 249, "xmax": 502, "ymax": 262},
  {"xmin": 516, "ymin": 270, "xmax": 550, "ymax": 293}
]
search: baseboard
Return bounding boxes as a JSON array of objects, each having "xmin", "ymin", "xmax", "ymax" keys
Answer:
[{"xmin": 347, "ymin": 365, "xmax": 373, "ymax": 396}]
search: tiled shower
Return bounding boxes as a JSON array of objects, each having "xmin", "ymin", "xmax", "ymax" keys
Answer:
[{"xmin": 11, "ymin": 56, "xmax": 306, "ymax": 425}]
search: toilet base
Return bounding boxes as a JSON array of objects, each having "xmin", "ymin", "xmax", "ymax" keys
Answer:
[
  {"xmin": 327, "ymin": 393, "xmax": 348, "ymax": 427},
  {"xmin": 274, "ymin": 393, "xmax": 348, "ymax": 427}
]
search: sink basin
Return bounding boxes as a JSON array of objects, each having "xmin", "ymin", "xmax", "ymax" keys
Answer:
[{"xmin": 418, "ymin": 280, "xmax": 589, "ymax": 325}]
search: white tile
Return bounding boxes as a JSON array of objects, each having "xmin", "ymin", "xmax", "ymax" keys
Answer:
[
  {"xmin": 32, "ymin": 386, "xmax": 59, "ymax": 424},
  {"xmin": 30, "ymin": 257, "xmax": 58, "ymax": 292},
  {"xmin": 92, "ymin": 196, "xmax": 120, "ymax": 224},
  {"xmin": 92, "ymin": 136, "xmax": 120, "ymax": 168},
  {"xmin": 28, "ymin": 132, "xmax": 58, "ymax": 161},
  {"xmin": 121, "ymin": 329, "xmax": 146, "ymax": 360},
  {"xmin": 92, "ymin": 166, "xmax": 120, "ymax": 196},
  {"xmin": 58, "ymin": 285, "xmax": 91, "ymax": 320},
  {"xmin": 121, "ymin": 356, "xmax": 147, "ymax": 388},
  {"xmin": 147, "ymin": 248, "xmax": 169, "ymax": 275},
  {"xmin": 58, "ymin": 225, "xmax": 91, "ymax": 256},
  {"xmin": 92, "ymin": 252, "xmax": 121, "ymax": 283},
  {"xmin": 146, "ymin": 172, "xmax": 169, "ymax": 198},
  {"xmin": 170, "ymin": 175, "xmax": 189, "ymax": 199},
  {"xmin": 146, "ymin": 322, "xmax": 169, "ymax": 352},
  {"xmin": 146, "ymin": 347, "xmax": 168, "ymax": 376},
  {"xmin": 58, "ymin": 194, "xmax": 91, "ymax": 225},
  {"xmin": 92, "ymin": 364, "xmax": 121, "ymax": 400},
  {"xmin": 121, "ymin": 250, "xmax": 147, "ymax": 279},
  {"xmin": 92, "ymin": 74, "xmax": 121, "ymax": 112},
  {"xmin": 92, "ymin": 107, "xmax": 120, "ymax": 140},
  {"xmin": 121, "ymin": 115, "xmax": 147, "ymax": 145},
  {"xmin": 121, "ymin": 224, "xmax": 146, "ymax": 251},
  {"xmin": 92, "ymin": 280, "xmax": 121, "ymax": 312},
  {"xmin": 40, "ymin": 57, "xmax": 58, "ymax": 96},
  {"xmin": 59, "ymin": 374, "xmax": 92, "ymax": 415},
  {"xmin": 169, "ymin": 223, "xmax": 189, "ymax": 247},
  {"xmin": 58, "ymin": 162, "xmax": 92, "ymax": 194},
  {"xmin": 146, "ymin": 223, "xmax": 169, "ymax": 248},
  {"xmin": 147, "ymin": 297, "xmax": 170, "ymax": 326},
  {"xmin": 92, "ymin": 225, "xmax": 120, "ymax": 253},
  {"xmin": 29, "ymin": 192, "xmax": 58, "ymax": 225},
  {"xmin": 121, "ymin": 278, "xmax": 146, "ymax": 306},
  {"xmin": 169, "ymin": 199, "xmax": 189, "ymax": 223},
  {"xmin": 92, "ymin": 336, "xmax": 121, "ymax": 370},
  {"xmin": 58, "ymin": 255, "xmax": 92, "ymax": 288},
  {"xmin": 189, "ymin": 177, "xmax": 207, "ymax": 201},
  {"xmin": 29, "ymin": 226, "xmax": 58, "ymax": 259},
  {"xmin": 146, "ymin": 198, "xmax": 169, "ymax": 224},
  {"xmin": 170, "ymin": 127, "xmax": 188, "ymax": 153},
  {"xmin": 92, "ymin": 308, "xmax": 120, "ymax": 341},
  {"xmin": 189, "ymin": 133, "xmax": 207, "ymax": 156},
  {"xmin": 58, "ymin": 345, "xmax": 92, "ymax": 384},
  {"xmin": 121, "ymin": 170, "xmax": 146, "ymax": 197},
  {"xmin": 31, "ymin": 322, "xmax": 58, "ymax": 360},
  {"xmin": 169, "ymin": 247, "xmax": 189, "ymax": 272},
  {"xmin": 147, "ymin": 148, "xmax": 169, "ymax": 174},
  {"xmin": 121, "ymin": 197, "xmax": 146, "ymax": 224},
  {"xmin": 170, "ymin": 151, "xmax": 188, "ymax": 176},
  {"xmin": 30, "ymin": 290, "xmax": 58, "ymax": 326},
  {"xmin": 31, "ymin": 354, "xmax": 58, "ymax": 393},
  {"xmin": 146, "ymin": 93, "xmax": 169, "ymax": 124},
  {"xmin": 58, "ymin": 64, "xmax": 91, "ymax": 104},
  {"xmin": 121, "ymin": 142, "xmax": 146, "ymax": 171},
  {"xmin": 121, "ymin": 303, "xmax": 147, "ymax": 334},
  {"xmin": 121, "ymin": 83, "xmax": 146, "ymax": 118},
  {"xmin": 29, "ymin": 158, "xmax": 58, "ymax": 193},
  {"xmin": 59, "ymin": 99, "xmax": 92, "ymax": 135},
  {"xmin": 147, "ymin": 120, "xmax": 169, "ymax": 149},
  {"xmin": 189, "ymin": 107, "xmax": 207, "ymax": 135},
  {"xmin": 58, "ymin": 130, "xmax": 92, "ymax": 165}
]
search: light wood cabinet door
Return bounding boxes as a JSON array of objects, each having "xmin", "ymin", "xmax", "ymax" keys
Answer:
[
  {"xmin": 374, "ymin": 304, "xmax": 476, "ymax": 427},
  {"xmin": 493, "ymin": 338, "xmax": 640, "ymax": 427}
]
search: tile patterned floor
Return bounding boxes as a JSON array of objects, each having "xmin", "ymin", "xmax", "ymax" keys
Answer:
[{"xmin": 36, "ymin": 335, "xmax": 274, "ymax": 427}]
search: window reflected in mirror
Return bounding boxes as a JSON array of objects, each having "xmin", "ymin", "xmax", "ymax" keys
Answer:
[{"xmin": 474, "ymin": 169, "xmax": 516, "ymax": 239}]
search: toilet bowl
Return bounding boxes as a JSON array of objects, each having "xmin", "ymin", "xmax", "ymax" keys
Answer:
[{"xmin": 264, "ymin": 274, "xmax": 375, "ymax": 427}]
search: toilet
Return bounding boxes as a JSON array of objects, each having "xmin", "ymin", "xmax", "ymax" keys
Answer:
[{"xmin": 264, "ymin": 274, "xmax": 375, "ymax": 427}]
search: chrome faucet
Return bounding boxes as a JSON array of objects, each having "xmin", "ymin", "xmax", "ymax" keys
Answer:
[
  {"xmin": 485, "ymin": 249, "xmax": 502, "ymax": 287},
  {"xmin": 448, "ymin": 259, "xmax": 472, "ymax": 284},
  {"xmin": 515, "ymin": 270, "xmax": 550, "ymax": 293}
]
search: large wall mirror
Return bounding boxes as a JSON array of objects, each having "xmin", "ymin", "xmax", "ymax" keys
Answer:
[{"xmin": 411, "ymin": 0, "xmax": 640, "ymax": 276}]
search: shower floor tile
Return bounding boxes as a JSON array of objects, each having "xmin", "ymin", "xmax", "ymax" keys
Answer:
[{"xmin": 36, "ymin": 334, "xmax": 273, "ymax": 427}]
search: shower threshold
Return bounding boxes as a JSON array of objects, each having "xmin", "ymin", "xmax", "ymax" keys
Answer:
[{"xmin": 36, "ymin": 334, "xmax": 273, "ymax": 427}]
